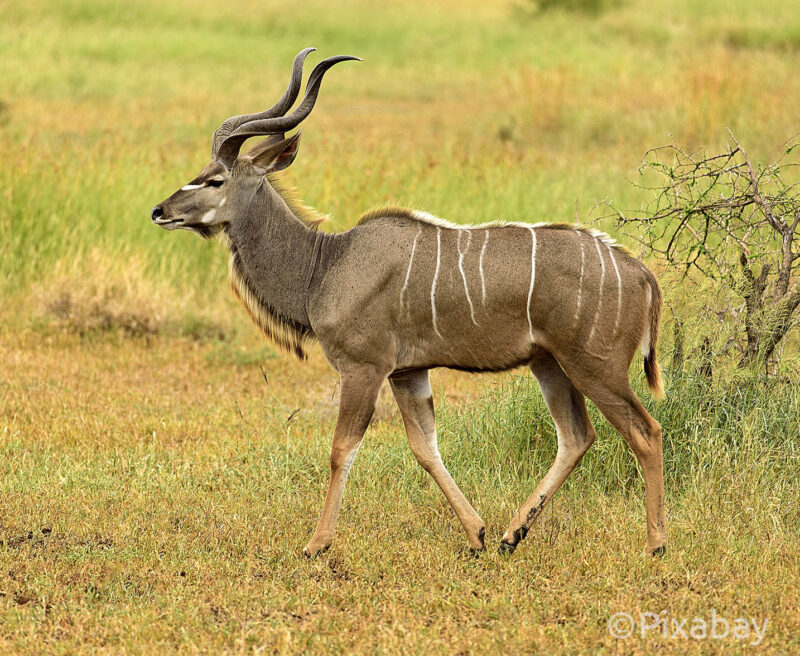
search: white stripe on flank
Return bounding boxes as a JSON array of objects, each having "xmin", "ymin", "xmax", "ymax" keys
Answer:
[
  {"xmin": 641, "ymin": 284, "xmax": 652, "ymax": 356},
  {"xmin": 430, "ymin": 227, "xmax": 443, "ymax": 338},
  {"xmin": 526, "ymin": 227, "xmax": 537, "ymax": 342},
  {"xmin": 400, "ymin": 225, "xmax": 422, "ymax": 309},
  {"xmin": 181, "ymin": 183, "xmax": 205, "ymax": 191},
  {"xmin": 573, "ymin": 234, "xmax": 586, "ymax": 329},
  {"xmin": 587, "ymin": 237, "xmax": 607, "ymax": 344},
  {"xmin": 457, "ymin": 230, "xmax": 478, "ymax": 325},
  {"xmin": 479, "ymin": 230, "xmax": 489, "ymax": 304},
  {"xmin": 607, "ymin": 245, "xmax": 623, "ymax": 338}
]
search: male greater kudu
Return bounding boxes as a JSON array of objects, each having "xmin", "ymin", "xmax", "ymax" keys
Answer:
[{"xmin": 152, "ymin": 49, "xmax": 667, "ymax": 557}]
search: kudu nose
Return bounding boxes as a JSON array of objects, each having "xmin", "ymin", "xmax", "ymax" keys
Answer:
[{"xmin": 151, "ymin": 206, "xmax": 164, "ymax": 221}]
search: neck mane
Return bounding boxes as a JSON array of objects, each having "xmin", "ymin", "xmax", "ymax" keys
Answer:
[{"xmin": 267, "ymin": 173, "xmax": 329, "ymax": 230}]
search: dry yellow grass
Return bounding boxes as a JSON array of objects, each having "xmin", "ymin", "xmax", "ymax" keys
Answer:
[{"xmin": 2, "ymin": 331, "xmax": 798, "ymax": 653}]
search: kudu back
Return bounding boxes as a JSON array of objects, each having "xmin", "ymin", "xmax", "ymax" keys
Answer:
[{"xmin": 153, "ymin": 48, "xmax": 667, "ymax": 557}]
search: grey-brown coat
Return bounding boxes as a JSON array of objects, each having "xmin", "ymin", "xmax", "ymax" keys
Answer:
[{"xmin": 153, "ymin": 49, "xmax": 667, "ymax": 557}]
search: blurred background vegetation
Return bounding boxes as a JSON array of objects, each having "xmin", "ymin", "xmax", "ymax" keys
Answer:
[{"xmin": 3, "ymin": 0, "xmax": 800, "ymax": 376}]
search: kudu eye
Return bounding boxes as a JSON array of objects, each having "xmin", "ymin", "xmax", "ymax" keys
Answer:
[{"xmin": 206, "ymin": 178, "xmax": 224, "ymax": 188}]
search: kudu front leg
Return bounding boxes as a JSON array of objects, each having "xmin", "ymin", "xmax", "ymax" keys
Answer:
[
  {"xmin": 389, "ymin": 370, "xmax": 486, "ymax": 552},
  {"xmin": 303, "ymin": 366, "xmax": 385, "ymax": 557}
]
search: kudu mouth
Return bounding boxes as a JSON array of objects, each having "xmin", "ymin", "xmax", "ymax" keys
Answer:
[
  {"xmin": 151, "ymin": 205, "xmax": 183, "ymax": 230},
  {"xmin": 152, "ymin": 214, "xmax": 218, "ymax": 239},
  {"xmin": 151, "ymin": 205, "xmax": 203, "ymax": 233},
  {"xmin": 155, "ymin": 220, "xmax": 183, "ymax": 230},
  {"xmin": 152, "ymin": 207, "xmax": 224, "ymax": 240}
]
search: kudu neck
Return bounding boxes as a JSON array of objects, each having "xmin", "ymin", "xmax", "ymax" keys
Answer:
[{"xmin": 225, "ymin": 179, "xmax": 321, "ymax": 334}]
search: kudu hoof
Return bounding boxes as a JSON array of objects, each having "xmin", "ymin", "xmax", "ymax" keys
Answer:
[
  {"xmin": 302, "ymin": 544, "xmax": 331, "ymax": 559},
  {"xmin": 497, "ymin": 540, "xmax": 517, "ymax": 555},
  {"xmin": 651, "ymin": 545, "xmax": 667, "ymax": 557},
  {"xmin": 465, "ymin": 527, "xmax": 487, "ymax": 558}
]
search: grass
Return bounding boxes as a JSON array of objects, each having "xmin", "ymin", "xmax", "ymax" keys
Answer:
[
  {"xmin": 2, "ymin": 333, "xmax": 798, "ymax": 653},
  {"xmin": 2, "ymin": 0, "xmax": 800, "ymax": 653}
]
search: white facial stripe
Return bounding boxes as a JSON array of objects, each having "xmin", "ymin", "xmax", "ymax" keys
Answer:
[
  {"xmin": 588, "ymin": 237, "xmax": 607, "ymax": 344},
  {"xmin": 479, "ymin": 230, "xmax": 489, "ymax": 304},
  {"xmin": 401, "ymin": 225, "xmax": 422, "ymax": 309},
  {"xmin": 526, "ymin": 227, "xmax": 537, "ymax": 342},
  {"xmin": 457, "ymin": 230, "xmax": 478, "ymax": 325},
  {"xmin": 200, "ymin": 209, "xmax": 217, "ymax": 224},
  {"xmin": 607, "ymin": 245, "xmax": 623, "ymax": 338},
  {"xmin": 430, "ymin": 227, "xmax": 443, "ymax": 338},
  {"xmin": 181, "ymin": 183, "xmax": 205, "ymax": 191},
  {"xmin": 574, "ymin": 233, "xmax": 586, "ymax": 329},
  {"xmin": 218, "ymin": 197, "xmax": 226, "ymax": 207}
]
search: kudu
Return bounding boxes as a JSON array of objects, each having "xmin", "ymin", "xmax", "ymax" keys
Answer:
[{"xmin": 152, "ymin": 48, "xmax": 667, "ymax": 557}]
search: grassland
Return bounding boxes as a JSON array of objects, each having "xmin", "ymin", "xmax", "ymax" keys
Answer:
[{"xmin": 2, "ymin": 0, "xmax": 800, "ymax": 653}]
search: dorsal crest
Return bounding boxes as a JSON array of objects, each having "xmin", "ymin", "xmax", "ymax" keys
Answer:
[{"xmin": 357, "ymin": 206, "xmax": 632, "ymax": 255}]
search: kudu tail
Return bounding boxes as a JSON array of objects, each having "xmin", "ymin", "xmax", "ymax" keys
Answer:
[{"xmin": 641, "ymin": 270, "xmax": 665, "ymax": 400}]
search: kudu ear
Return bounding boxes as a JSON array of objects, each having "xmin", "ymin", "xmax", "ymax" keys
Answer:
[{"xmin": 245, "ymin": 132, "xmax": 302, "ymax": 175}]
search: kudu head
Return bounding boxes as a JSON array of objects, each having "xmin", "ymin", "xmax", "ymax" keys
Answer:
[{"xmin": 151, "ymin": 48, "xmax": 359, "ymax": 238}]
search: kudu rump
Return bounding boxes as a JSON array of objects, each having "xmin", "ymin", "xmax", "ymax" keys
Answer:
[{"xmin": 153, "ymin": 49, "xmax": 667, "ymax": 557}]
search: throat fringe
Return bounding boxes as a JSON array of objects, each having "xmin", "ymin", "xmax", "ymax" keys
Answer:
[{"xmin": 229, "ymin": 253, "xmax": 312, "ymax": 360}]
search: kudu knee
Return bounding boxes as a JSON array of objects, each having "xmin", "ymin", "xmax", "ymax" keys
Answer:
[
  {"xmin": 329, "ymin": 441, "xmax": 360, "ymax": 473},
  {"xmin": 630, "ymin": 420, "xmax": 662, "ymax": 459},
  {"xmin": 412, "ymin": 449, "xmax": 442, "ymax": 473}
]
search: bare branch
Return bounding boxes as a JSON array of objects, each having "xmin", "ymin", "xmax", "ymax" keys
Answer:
[
  {"xmin": 728, "ymin": 129, "xmax": 788, "ymax": 234},
  {"xmin": 615, "ymin": 132, "xmax": 800, "ymax": 370}
]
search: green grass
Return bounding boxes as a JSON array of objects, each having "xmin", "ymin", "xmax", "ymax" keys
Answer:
[{"xmin": 2, "ymin": 0, "xmax": 800, "ymax": 653}]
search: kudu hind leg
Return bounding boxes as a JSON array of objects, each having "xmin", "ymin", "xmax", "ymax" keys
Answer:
[
  {"xmin": 580, "ymin": 379, "xmax": 667, "ymax": 555},
  {"xmin": 499, "ymin": 351, "xmax": 596, "ymax": 554},
  {"xmin": 389, "ymin": 370, "xmax": 486, "ymax": 552},
  {"xmin": 303, "ymin": 366, "xmax": 385, "ymax": 557}
]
